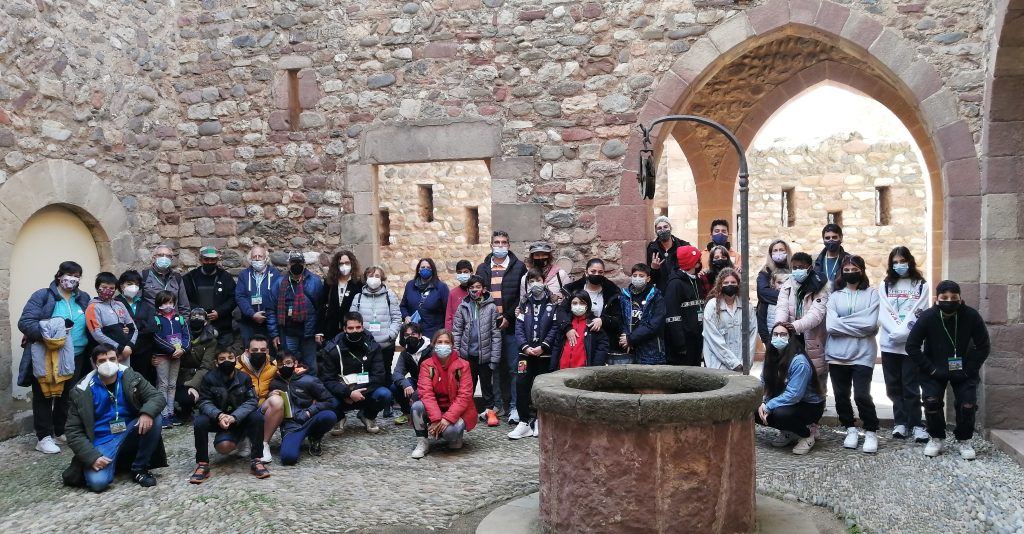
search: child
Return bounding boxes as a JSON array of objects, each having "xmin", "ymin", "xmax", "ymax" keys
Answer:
[
  {"xmin": 618, "ymin": 264, "xmax": 667, "ymax": 365},
  {"xmin": 392, "ymin": 322, "xmax": 433, "ymax": 425},
  {"xmin": 179, "ymin": 308, "xmax": 219, "ymax": 424},
  {"xmin": 86, "ymin": 272, "xmax": 139, "ymax": 364},
  {"xmin": 551, "ymin": 292, "xmax": 609, "ymax": 370},
  {"xmin": 765, "ymin": 270, "xmax": 791, "ymax": 334},
  {"xmin": 451, "ymin": 275, "xmax": 502, "ymax": 426},
  {"xmin": 444, "ymin": 260, "xmax": 474, "ymax": 331},
  {"xmin": 509, "ymin": 269, "xmax": 560, "ymax": 438},
  {"xmin": 152, "ymin": 290, "xmax": 191, "ymax": 428}
]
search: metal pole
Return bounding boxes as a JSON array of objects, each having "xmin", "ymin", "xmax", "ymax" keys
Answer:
[{"xmin": 639, "ymin": 115, "xmax": 751, "ymax": 374}]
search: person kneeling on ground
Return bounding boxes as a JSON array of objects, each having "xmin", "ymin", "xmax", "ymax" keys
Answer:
[
  {"xmin": 319, "ymin": 312, "xmax": 393, "ymax": 435},
  {"xmin": 270, "ymin": 353, "xmax": 338, "ymax": 466},
  {"xmin": 411, "ymin": 330, "xmax": 478, "ymax": 459},
  {"xmin": 757, "ymin": 324, "xmax": 826, "ymax": 455},
  {"xmin": 391, "ymin": 322, "xmax": 433, "ymax": 425},
  {"xmin": 62, "ymin": 344, "xmax": 167, "ymax": 492},
  {"xmin": 189, "ymin": 350, "xmax": 269, "ymax": 484}
]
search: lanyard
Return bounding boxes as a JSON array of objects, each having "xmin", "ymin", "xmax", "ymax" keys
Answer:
[
  {"xmin": 107, "ymin": 378, "xmax": 122, "ymax": 416},
  {"xmin": 149, "ymin": 271, "xmax": 170, "ymax": 290},
  {"xmin": 251, "ymin": 272, "xmax": 265, "ymax": 297},
  {"xmin": 845, "ymin": 289, "xmax": 858, "ymax": 316},
  {"xmin": 825, "ymin": 257, "xmax": 839, "ymax": 281},
  {"xmin": 940, "ymin": 313, "xmax": 959, "ymax": 359}
]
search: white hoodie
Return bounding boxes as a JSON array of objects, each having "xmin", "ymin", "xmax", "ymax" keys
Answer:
[{"xmin": 877, "ymin": 277, "xmax": 930, "ymax": 355}]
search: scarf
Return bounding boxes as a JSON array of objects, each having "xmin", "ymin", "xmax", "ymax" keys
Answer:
[
  {"xmin": 560, "ymin": 316, "xmax": 589, "ymax": 370},
  {"xmin": 278, "ymin": 274, "xmax": 309, "ymax": 325}
]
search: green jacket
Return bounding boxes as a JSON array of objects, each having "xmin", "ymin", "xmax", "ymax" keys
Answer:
[{"xmin": 62, "ymin": 365, "xmax": 168, "ymax": 487}]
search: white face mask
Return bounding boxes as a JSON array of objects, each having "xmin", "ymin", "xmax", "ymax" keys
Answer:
[
  {"xmin": 250, "ymin": 260, "xmax": 267, "ymax": 272},
  {"xmin": 366, "ymin": 277, "xmax": 382, "ymax": 290},
  {"xmin": 122, "ymin": 285, "xmax": 140, "ymax": 299},
  {"xmin": 630, "ymin": 276, "xmax": 647, "ymax": 290},
  {"xmin": 97, "ymin": 361, "xmax": 119, "ymax": 378},
  {"xmin": 529, "ymin": 282, "xmax": 545, "ymax": 296},
  {"xmin": 571, "ymin": 304, "xmax": 587, "ymax": 317},
  {"xmin": 339, "ymin": 264, "xmax": 352, "ymax": 276}
]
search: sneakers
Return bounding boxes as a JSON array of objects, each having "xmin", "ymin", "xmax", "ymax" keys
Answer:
[
  {"xmin": 892, "ymin": 425, "xmax": 907, "ymax": 439},
  {"xmin": 250, "ymin": 460, "xmax": 271, "ymax": 479},
  {"xmin": 308, "ymin": 438, "xmax": 323, "ymax": 457},
  {"xmin": 792, "ymin": 436, "xmax": 816, "ymax": 455},
  {"xmin": 843, "ymin": 427, "xmax": 860, "ymax": 449},
  {"xmin": 172, "ymin": 415, "xmax": 185, "ymax": 426},
  {"xmin": 862, "ymin": 431, "xmax": 878, "ymax": 454},
  {"xmin": 56, "ymin": 434, "xmax": 67, "ymax": 443},
  {"xmin": 394, "ymin": 414, "xmax": 409, "ymax": 425},
  {"xmin": 924, "ymin": 437, "xmax": 943, "ymax": 457},
  {"xmin": 234, "ymin": 438, "xmax": 251, "ymax": 458},
  {"xmin": 508, "ymin": 408, "xmax": 520, "ymax": 426},
  {"xmin": 330, "ymin": 419, "xmax": 347, "ymax": 436},
  {"xmin": 260, "ymin": 441, "xmax": 273, "ymax": 464},
  {"xmin": 531, "ymin": 418, "xmax": 540, "ymax": 438},
  {"xmin": 958, "ymin": 441, "xmax": 976, "ymax": 460},
  {"xmin": 485, "ymin": 409, "xmax": 499, "ymax": 427},
  {"xmin": 161, "ymin": 417, "xmax": 174, "ymax": 430},
  {"xmin": 411, "ymin": 437, "xmax": 429, "ymax": 459},
  {"xmin": 133, "ymin": 470, "xmax": 157, "ymax": 487},
  {"xmin": 36, "ymin": 436, "xmax": 60, "ymax": 454},
  {"xmin": 508, "ymin": 422, "xmax": 533, "ymax": 440},
  {"xmin": 913, "ymin": 426, "xmax": 930, "ymax": 443},
  {"xmin": 358, "ymin": 413, "xmax": 380, "ymax": 434},
  {"xmin": 770, "ymin": 431, "xmax": 799, "ymax": 448}
]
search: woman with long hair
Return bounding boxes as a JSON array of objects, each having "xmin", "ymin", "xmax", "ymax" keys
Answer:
[
  {"xmin": 756, "ymin": 240, "xmax": 792, "ymax": 344},
  {"xmin": 757, "ymin": 323, "xmax": 826, "ymax": 455},
  {"xmin": 400, "ymin": 257, "xmax": 450, "ymax": 340},
  {"xmin": 409, "ymin": 329, "xmax": 477, "ymax": 459},
  {"xmin": 698, "ymin": 245, "xmax": 735, "ymax": 296},
  {"xmin": 319, "ymin": 250, "xmax": 363, "ymax": 342},
  {"xmin": 702, "ymin": 268, "xmax": 756, "ymax": 371}
]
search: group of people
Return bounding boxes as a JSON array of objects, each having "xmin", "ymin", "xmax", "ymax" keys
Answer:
[{"xmin": 17, "ymin": 219, "xmax": 989, "ymax": 491}]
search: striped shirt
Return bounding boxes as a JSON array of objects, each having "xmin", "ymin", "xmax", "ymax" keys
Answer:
[{"xmin": 490, "ymin": 258, "xmax": 508, "ymax": 315}]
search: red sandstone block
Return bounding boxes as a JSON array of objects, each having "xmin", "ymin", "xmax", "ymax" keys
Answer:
[
  {"xmin": 596, "ymin": 205, "xmax": 647, "ymax": 241},
  {"xmin": 207, "ymin": 206, "xmax": 229, "ymax": 217},
  {"xmin": 561, "ymin": 128, "xmax": 594, "ymax": 141},
  {"xmin": 605, "ymin": 113, "xmax": 637, "ymax": 125},
  {"xmin": 841, "ymin": 14, "xmax": 883, "ymax": 50},
  {"xmin": 191, "ymin": 163, "xmax": 214, "ymax": 177},
  {"xmin": 982, "ymin": 156, "xmax": 1024, "ymax": 194},
  {"xmin": 945, "ymin": 196, "xmax": 981, "ymax": 240},
  {"xmin": 581, "ymin": 2, "xmax": 603, "ymax": 19},
  {"xmin": 298, "ymin": 70, "xmax": 320, "ymax": 109},
  {"xmin": 789, "ymin": 0, "xmax": 818, "ymax": 24},
  {"xmin": 519, "ymin": 9, "xmax": 547, "ymax": 21},
  {"xmin": 214, "ymin": 219, "xmax": 236, "ymax": 237},
  {"xmin": 650, "ymin": 70, "xmax": 688, "ymax": 110},
  {"xmin": 417, "ymin": 42, "xmax": 459, "ymax": 59},
  {"xmin": 302, "ymin": 206, "xmax": 316, "ymax": 218},
  {"xmin": 944, "ymin": 157, "xmax": 982, "ymax": 197},
  {"xmin": 897, "ymin": 3, "xmax": 926, "ymax": 13},
  {"xmin": 935, "ymin": 120, "xmax": 978, "ymax": 162},
  {"xmin": 747, "ymin": 0, "xmax": 790, "ymax": 35},
  {"xmin": 814, "ymin": 1, "xmax": 850, "ymax": 35},
  {"xmin": 0, "ymin": 108, "xmax": 10, "ymax": 125}
]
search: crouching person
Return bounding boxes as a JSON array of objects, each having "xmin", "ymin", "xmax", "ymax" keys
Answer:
[
  {"xmin": 236, "ymin": 335, "xmax": 280, "ymax": 463},
  {"xmin": 410, "ymin": 330, "xmax": 478, "ymax": 459},
  {"xmin": 757, "ymin": 324, "xmax": 826, "ymax": 455},
  {"xmin": 62, "ymin": 344, "xmax": 167, "ymax": 492},
  {"xmin": 189, "ymin": 350, "xmax": 269, "ymax": 484},
  {"xmin": 271, "ymin": 353, "xmax": 337, "ymax": 465},
  {"xmin": 319, "ymin": 312, "xmax": 392, "ymax": 435}
]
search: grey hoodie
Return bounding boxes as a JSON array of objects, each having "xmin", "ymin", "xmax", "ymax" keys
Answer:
[
  {"xmin": 31, "ymin": 317, "xmax": 76, "ymax": 379},
  {"xmin": 85, "ymin": 297, "xmax": 138, "ymax": 352},
  {"xmin": 452, "ymin": 292, "xmax": 502, "ymax": 365}
]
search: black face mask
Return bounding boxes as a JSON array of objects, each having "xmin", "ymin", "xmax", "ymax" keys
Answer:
[
  {"xmin": 289, "ymin": 263, "xmax": 304, "ymax": 276},
  {"xmin": 534, "ymin": 259, "xmax": 548, "ymax": 270},
  {"xmin": 201, "ymin": 264, "xmax": 218, "ymax": 275},
  {"xmin": 587, "ymin": 274, "xmax": 606, "ymax": 286},
  {"xmin": 218, "ymin": 360, "xmax": 236, "ymax": 375},
  {"xmin": 937, "ymin": 301, "xmax": 960, "ymax": 314},
  {"xmin": 403, "ymin": 337, "xmax": 423, "ymax": 353},
  {"xmin": 345, "ymin": 332, "xmax": 365, "ymax": 345},
  {"xmin": 249, "ymin": 351, "xmax": 267, "ymax": 369},
  {"xmin": 711, "ymin": 260, "xmax": 729, "ymax": 270},
  {"xmin": 189, "ymin": 319, "xmax": 206, "ymax": 331},
  {"xmin": 278, "ymin": 366, "xmax": 295, "ymax": 379},
  {"xmin": 721, "ymin": 285, "xmax": 739, "ymax": 297},
  {"xmin": 842, "ymin": 272, "xmax": 863, "ymax": 286},
  {"xmin": 824, "ymin": 240, "xmax": 842, "ymax": 252}
]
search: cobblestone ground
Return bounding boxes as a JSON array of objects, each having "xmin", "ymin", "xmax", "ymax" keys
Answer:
[{"xmin": 2, "ymin": 416, "xmax": 1024, "ymax": 533}]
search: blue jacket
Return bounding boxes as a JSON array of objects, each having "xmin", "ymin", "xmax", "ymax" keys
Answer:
[
  {"xmin": 17, "ymin": 281, "xmax": 92, "ymax": 387},
  {"xmin": 234, "ymin": 266, "xmax": 283, "ymax": 324},
  {"xmin": 515, "ymin": 293, "xmax": 560, "ymax": 355},
  {"xmin": 620, "ymin": 285, "xmax": 667, "ymax": 365},
  {"xmin": 153, "ymin": 312, "xmax": 192, "ymax": 356},
  {"xmin": 764, "ymin": 354, "xmax": 823, "ymax": 410},
  {"xmin": 266, "ymin": 270, "xmax": 324, "ymax": 339},
  {"xmin": 400, "ymin": 278, "xmax": 450, "ymax": 339}
]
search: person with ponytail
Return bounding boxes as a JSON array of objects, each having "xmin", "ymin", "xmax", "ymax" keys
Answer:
[
  {"xmin": 757, "ymin": 323, "xmax": 826, "ymax": 455},
  {"xmin": 410, "ymin": 329, "xmax": 477, "ymax": 459}
]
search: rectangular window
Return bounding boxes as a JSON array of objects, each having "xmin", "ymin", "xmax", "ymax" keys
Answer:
[
  {"xmin": 418, "ymin": 184, "xmax": 434, "ymax": 223},
  {"xmin": 827, "ymin": 211, "xmax": 843, "ymax": 227},
  {"xmin": 287, "ymin": 69, "xmax": 301, "ymax": 132},
  {"xmin": 466, "ymin": 206, "xmax": 480, "ymax": 245},
  {"xmin": 875, "ymin": 186, "xmax": 891, "ymax": 226},
  {"xmin": 781, "ymin": 188, "xmax": 796, "ymax": 227},
  {"xmin": 379, "ymin": 208, "xmax": 391, "ymax": 246}
]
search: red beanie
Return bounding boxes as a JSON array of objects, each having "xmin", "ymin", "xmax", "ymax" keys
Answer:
[{"xmin": 676, "ymin": 246, "xmax": 701, "ymax": 271}]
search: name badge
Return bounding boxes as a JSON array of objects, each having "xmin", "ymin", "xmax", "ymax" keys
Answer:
[
  {"xmin": 251, "ymin": 296, "xmax": 263, "ymax": 306},
  {"xmin": 287, "ymin": 306, "xmax": 293, "ymax": 317},
  {"xmin": 110, "ymin": 418, "xmax": 127, "ymax": 434},
  {"xmin": 366, "ymin": 322, "xmax": 382, "ymax": 333},
  {"xmin": 356, "ymin": 372, "xmax": 369, "ymax": 385},
  {"xmin": 696, "ymin": 308, "xmax": 704, "ymax": 323},
  {"xmin": 948, "ymin": 358, "xmax": 963, "ymax": 371}
]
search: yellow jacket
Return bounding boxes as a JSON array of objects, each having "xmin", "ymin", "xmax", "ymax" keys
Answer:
[{"xmin": 236, "ymin": 354, "xmax": 278, "ymax": 404}]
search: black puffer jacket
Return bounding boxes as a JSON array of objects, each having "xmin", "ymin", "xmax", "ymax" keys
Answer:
[
  {"xmin": 475, "ymin": 252, "xmax": 528, "ymax": 328},
  {"xmin": 269, "ymin": 368, "xmax": 336, "ymax": 434},
  {"xmin": 558, "ymin": 277, "xmax": 623, "ymax": 342},
  {"xmin": 196, "ymin": 368, "xmax": 258, "ymax": 422},
  {"xmin": 318, "ymin": 333, "xmax": 389, "ymax": 399}
]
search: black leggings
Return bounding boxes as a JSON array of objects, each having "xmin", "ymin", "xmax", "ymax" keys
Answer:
[
  {"xmin": 764, "ymin": 401, "xmax": 825, "ymax": 438},
  {"xmin": 829, "ymin": 363, "xmax": 879, "ymax": 431},
  {"xmin": 32, "ymin": 378, "xmax": 71, "ymax": 440},
  {"xmin": 515, "ymin": 355, "xmax": 551, "ymax": 422}
]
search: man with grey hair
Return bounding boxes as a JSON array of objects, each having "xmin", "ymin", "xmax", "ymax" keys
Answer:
[
  {"xmin": 647, "ymin": 216, "xmax": 691, "ymax": 291},
  {"xmin": 141, "ymin": 245, "xmax": 190, "ymax": 316},
  {"xmin": 234, "ymin": 245, "xmax": 282, "ymax": 351}
]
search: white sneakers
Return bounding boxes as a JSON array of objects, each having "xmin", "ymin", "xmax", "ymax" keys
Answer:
[
  {"xmin": 508, "ymin": 421, "xmax": 533, "ymax": 440},
  {"xmin": 958, "ymin": 441, "xmax": 976, "ymax": 460},
  {"xmin": 260, "ymin": 441, "xmax": 273, "ymax": 463},
  {"xmin": 770, "ymin": 431, "xmax": 799, "ymax": 448},
  {"xmin": 410, "ymin": 437, "xmax": 429, "ymax": 459},
  {"xmin": 330, "ymin": 418, "xmax": 347, "ymax": 436},
  {"xmin": 359, "ymin": 413, "xmax": 380, "ymax": 434},
  {"xmin": 36, "ymin": 436, "xmax": 60, "ymax": 454},
  {"xmin": 862, "ymin": 431, "xmax": 878, "ymax": 454},
  {"xmin": 924, "ymin": 437, "xmax": 943, "ymax": 457},
  {"xmin": 234, "ymin": 438, "xmax": 251, "ymax": 457},
  {"xmin": 843, "ymin": 427, "xmax": 860, "ymax": 449},
  {"xmin": 912, "ymin": 426, "xmax": 930, "ymax": 443},
  {"xmin": 892, "ymin": 425, "xmax": 907, "ymax": 439},
  {"xmin": 792, "ymin": 436, "xmax": 815, "ymax": 455},
  {"xmin": 507, "ymin": 408, "xmax": 520, "ymax": 426},
  {"xmin": 531, "ymin": 418, "xmax": 540, "ymax": 438}
]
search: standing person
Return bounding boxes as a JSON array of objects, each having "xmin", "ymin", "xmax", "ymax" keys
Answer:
[
  {"xmin": 618, "ymin": 264, "xmax": 667, "ymax": 365},
  {"xmin": 509, "ymin": 269, "xmax": 560, "ymax": 438},
  {"xmin": 452, "ymin": 276, "xmax": 503, "ymax": 426},
  {"xmin": 775, "ymin": 252, "xmax": 831, "ymax": 381},
  {"xmin": 699, "ymin": 219, "xmax": 741, "ymax": 272},
  {"xmin": 117, "ymin": 271, "xmax": 157, "ymax": 386},
  {"xmin": 317, "ymin": 249, "xmax": 363, "ymax": 344},
  {"xmin": 401, "ymin": 257, "xmax": 450, "ymax": 339},
  {"xmin": 757, "ymin": 323, "xmax": 826, "ymax": 455},
  {"xmin": 17, "ymin": 261, "xmax": 92, "ymax": 454},
  {"xmin": 62, "ymin": 345, "xmax": 166, "ymax": 492},
  {"xmin": 445, "ymin": 260, "xmax": 474, "ymax": 331},
  {"xmin": 879, "ymin": 247, "xmax": 931, "ymax": 443},
  {"xmin": 757, "ymin": 240, "xmax": 792, "ymax": 344},
  {"xmin": 558, "ymin": 258, "xmax": 623, "ymax": 342},
  {"xmin": 183, "ymin": 246, "xmax": 237, "ymax": 349},
  {"xmin": 152, "ymin": 290, "xmax": 190, "ymax": 428},
  {"xmin": 350, "ymin": 265, "xmax": 402, "ymax": 378},
  {"xmin": 267, "ymin": 252, "xmax": 324, "ymax": 375},
  {"xmin": 647, "ymin": 215, "xmax": 692, "ymax": 291},
  {"xmin": 551, "ymin": 292, "xmax": 610, "ymax": 371},
  {"xmin": 85, "ymin": 272, "xmax": 138, "ymax": 364},
  {"xmin": 519, "ymin": 242, "xmax": 570, "ymax": 305},
  {"xmin": 410, "ymin": 330, "xmax": 478, "ymax": 459},
  {"xmin": 698, "ymin": 245, "xmax": 735, "ymax": 296},
  {"xmin": 475, "ymin": 231, "xmax": 527, "ymax": 420},
  {"xmin": 141, "ymin": 245, "xmax": 190, "ymax": 316},
  {"xmin": 702, "ymin": 269, "xmax": 756, "ymax": 371},
  {"xmin": 235, "ymin": 245, "xmax": 281, "ymax": 352},
  {"xmin": 825, "ymin": 255, "xmax": 880, "ymax": 454},
  {"xmin": 269, "ymin": 353, "xmax": 338, "ymax": 466},
  {"xmin": 318, "ymin": 313, "xmax": 393, "ymax": 434},
  {"xmin": 814, "ymin": 224, "xmax": 852, "ymax": 285},
  {"xmin": 664, "ymin": 245, "xmax": 705, "ymax": 366},
  {"xmin": 392, "ymin": 323, "xmax": 433, "ymax": 425},
  {"xmin": 906, "ymin": 281, "xmax": 990, "ymax": 460}
]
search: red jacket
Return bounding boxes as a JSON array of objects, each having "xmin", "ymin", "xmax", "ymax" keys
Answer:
[{"xmin": 417, "ymin": 351, "xmax": 478, "ymax": 430}]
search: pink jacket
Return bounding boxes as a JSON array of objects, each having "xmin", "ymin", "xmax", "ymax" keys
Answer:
[{"xmin": 774, "ymin": 278, "xmax": 831, "ymax": 375}]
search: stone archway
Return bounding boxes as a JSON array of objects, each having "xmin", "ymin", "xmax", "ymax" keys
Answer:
[{"xmin": 0, "ymin": 159, "xmax": 135, "ymax": 434}]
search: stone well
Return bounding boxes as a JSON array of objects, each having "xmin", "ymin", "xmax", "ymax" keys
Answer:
[{"xmin": 533, "ymin": 365, "xmax": 763, "ymax": 534}]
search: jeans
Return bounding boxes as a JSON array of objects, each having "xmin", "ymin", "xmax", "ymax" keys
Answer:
[
  {"xmin": 763, "ymin": 402, "xmax": 825, "ymax": 438},
  {"xmin": 829, "ymin": 363, "xmax": 878, "ymax": 431},
  {"xmin": 500, "ymin": 332, "xmax": 519, "ymax": 411},
  {"xmin": 280, "ymin": 410, "xmax": 337, "ymax": 466},
  {"xmin": 391, "ymin": 384, "xmax": 419, "ymax": 415},
  {"xmin": 881, "ymin": 352, "xmax": 923, "ymax": 428},
  {"xmin": 338, "ymin": 385, "xmax": 393, "ymax": 421},
  {"xmin": 193, "ymin": 411, "xmax": 264, "ymax": 463},
  {"xmin": 283, "ymin": 335, "xmax": 318, "ymax": 375},
  {"xmin": 31, "ymin": 378, "xmax": 71, "ymax": 440},
  {"xmin": 155, "ymin": 357, "xmax": 181, "ymax": 419},
  {"xmin": 411, "ymin": 400, "xmax": 465, "ymax": 446},
  {"xmin": 84, "ymin": 416, "xmax": 163, "ymax": 492},
  {"xmin": 515, "ymin": 355, "xmax": 551, "ymax": 422},
  {"xmin": 921, "ymin": 374, "xmax": 978, "ymax": 440},
  {"xmin": 468, "ymin": 358, "xmax": 496, "ymax": 410}
]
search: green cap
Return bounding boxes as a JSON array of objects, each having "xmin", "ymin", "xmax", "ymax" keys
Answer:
[{"xmin": 199, "ymin": 246, "xmax": 219, "ymax": 258}]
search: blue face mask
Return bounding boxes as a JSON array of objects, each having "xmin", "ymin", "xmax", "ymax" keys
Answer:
[
  {"xmin": 492, "ymin": 247, "xmax": 508, "ymax": 259},
  {"xmin": 154, "ymin": 257, "xmax": 172, "ymax": 270},
  {"xmin": 712, "ymin": 234, "xmax": 728, "ymax": 245},
  {"xmin": 893, "ymin": 263, "xmax": 909, "ymax": 276},
  {"xmin": 419, "ymin": 268, "xmax": 433, "ymax": 279},
  {"xmin": 771, "ymin": 337, "xmax": 789, "ymax": 350},
  {"xmin": 456, "ymin": 273, "xmax": 471, "ymax": 284},
  {"xmin": 791, "ymin": 269, "xmax": 809, "ymax": 283},
  {"xmin": 434, "ymin": 344, "xmax": 452, "ymax": 358}
]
